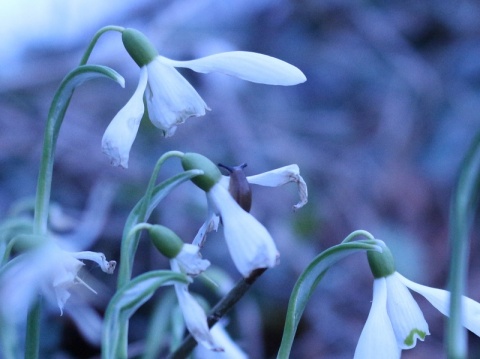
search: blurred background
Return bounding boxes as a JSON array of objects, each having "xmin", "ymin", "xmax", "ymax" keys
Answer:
[{"xmin": 1, "ymin": 0, "xmax": 480, "ymax": 358}]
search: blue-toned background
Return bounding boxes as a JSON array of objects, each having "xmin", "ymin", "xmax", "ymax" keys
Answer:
[{"xmin": 1, "ymin": 0, "xmax": 480, "ymax": 358}]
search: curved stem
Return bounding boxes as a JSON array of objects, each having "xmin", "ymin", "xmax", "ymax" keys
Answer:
[
  {"xmin": 24, "ymin": 298, "xmax": 42, "ymax": 359},
  {"xmin": 342, "ymin": 229, "xmax": 375, "ymax": 243},
  {"xmin": 447, "ymin": 134, "xmax": 480, "ymax": 359},
  {"xmin": 79, "ymin": 25, "xmax": 125, "ymax": 65},
  {"xmin": 117, "ymin": 151, "xmax": 185, "ymax": 289}
]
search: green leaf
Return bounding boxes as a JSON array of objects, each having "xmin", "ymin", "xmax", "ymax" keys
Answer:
[
  {"xmin": 277, "ymin": 240, "xmax": 381, "ymax": 359},
  {"xmin": 102, "ymin": 270, "xmax": 189, "ymax": 359}
]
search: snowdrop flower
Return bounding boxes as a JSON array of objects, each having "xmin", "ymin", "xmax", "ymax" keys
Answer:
[
  {"xmin": 182, "ymin": 153, "xmax": 279, "ymax": 277},
  {"xmin": 355, "ymin": 240, "xmax": 480, "ymax": 359},
  {"xmin": 194, "ymin": 322, "xmax": 249, "ymax": 359},
  {"xmin": 0, "ymin": 240, "xmax": 116, "ymax": 321},
  {"xmin": 102, "ymin": 28, "xmax": 306, "ymax": 168},
  {"xmin": 148, "ymin": 225, "xmax": 222, "ymax": 351}
]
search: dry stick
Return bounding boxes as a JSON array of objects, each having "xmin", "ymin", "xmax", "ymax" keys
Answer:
[{"xmin": 168, "ymin": 267, "xmax": 267, "ymax": 359}]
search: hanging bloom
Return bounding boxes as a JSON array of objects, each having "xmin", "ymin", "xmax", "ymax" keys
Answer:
[
  {"xmin": 0, "ymin": 240, "xmax": 116, "ymax": 320},
  {"xmin": 354, "ymin": 240, "xmax": 480, "ymax": 358},
  {"xmin": 148, "ymin": 225, "xmax": 222, "ymax": 351},
  {"xmin": 182, "ymin": 153, "xmax": 279, "ymax": 277},
  {"xmin": 102, "ymin": 28, "xmax": 306, "ymax": 168},
  {"xmin": 193, "ymin": 322, "xmax": 249, "ymax": 359}
]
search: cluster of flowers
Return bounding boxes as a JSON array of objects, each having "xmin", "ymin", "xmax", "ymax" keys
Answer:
[{"xmin": 3, "ymin": 26, "xmax": 478, "ymax": 358}]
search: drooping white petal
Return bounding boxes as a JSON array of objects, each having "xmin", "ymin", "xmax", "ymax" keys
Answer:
[
  {"xmin": 146, "ymin": 57, "xmax": 209, "ymax": 136},
  {"xmin": 173, "ymin": 244, "xmax": 210, "ymax": 276},
  {"xmin": 354, "ymin": 278, "xmax": 401, "ymax": 359},
  {"xmin": 162, "ymin": 51, "xmax": 306, "ymax": 86},
  {"xmin": 398, "ymin": 273, "xmax": 480, "ymax": 336},
  {"xmin": 193, "ymin": 322, "xmax": 248, "ymax": 359},
  {"xmin": 246, "ymin": 164, "xmax": 308, "ymax": 210},
  {"xmin": 208, "ymin": 184, "xmax": 279, "ymax": 277},
  {"xmin": 102, "ymin": 66, "xmax": 148, "ymax": 168},
  {"xmin": 174, "ymin": 283, "xmax": 222, "ymax": 351},
  {"xmin": 385, "ymin": 273, "xmax": 429, "ymax": 349}
]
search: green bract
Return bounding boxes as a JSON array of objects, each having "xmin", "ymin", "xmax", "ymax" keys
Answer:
[
  {"xmin": 148, "ymin": 225, "xmax": 183, "ymax": 259},
  {"xmin": 367, "ymin": 240, "xmax": 395, "ymax": 278},
  {"xmin": 122, "ymin": 28, "xmax": 158, "ymax": 67},
  {"xmin": 181, "ymin": 153, "xmax": 222, "ymax": 192}
]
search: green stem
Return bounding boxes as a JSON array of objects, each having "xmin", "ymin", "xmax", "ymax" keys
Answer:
[
  {"xmin": 24, "ymin": 298, "xmax": 42, "ymax": 359},
  {"xmin": 117, "ymin": 151, "xmax": 185, "ymax": 289},
  {"xmin": 79, "ymin": 25, "xmax": 125, "ymax": 65},
  {"xmin": 447, "ymin": 134, "xmax": 480, "ymax": 359},
  {"xmin": 341, "ymin": 229, "xmax": 375, "ymax": 243}
]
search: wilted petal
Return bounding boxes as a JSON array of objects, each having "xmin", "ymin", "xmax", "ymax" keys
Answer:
[
  {"xmin": 146, "ymin": 57, "xmax": 209, "ymax": 136},
  {"xmin": 174, "ymin": 283, "xmax": 222, "ymax": 351},
  {"xmin": 193, "ymin": 212, "xmax": 220, "ymax": 247},
  {"xmin": 71, "ymin": 251, "xmax": 116, "ymax": 274},
  {"xmin": 208, "ymin": 184, "xmax": 279, "ymax": 277},
  {"xmin": 163, "ymin": 51, "xmax": 306, "ymax": 86},
  {"xmin": 354, "ymin": 278, "xmax": 401, "ymax": 359},
  {"xmin": 398, "ymin": 273, "xmax": 480, "ymax": 336},
  {"xmin": 385, "ymin": 273, "xmax": 429, "ymax": 349},
  {"xmin": 102, "ymin": 66, "xmax": 147, "ymax": 168},
  {"xmin": 173, "ymin": 244, "xmax": 210, "ymax": 276},
  {"xmin": 246, "ymin": 164, "xmax": 308, "ymax": 210}
]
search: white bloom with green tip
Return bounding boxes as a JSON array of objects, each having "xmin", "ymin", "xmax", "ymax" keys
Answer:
[
  {"xmin": 103, "ymin": 29, "xmax": 306, "ymax": 168},
  {"xmin": 356, "ymin": 240, "xmax": 480, "ymax": 357}
]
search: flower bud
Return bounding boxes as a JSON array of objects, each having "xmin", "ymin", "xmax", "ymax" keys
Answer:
[
  {"xmin": 149, "ymin": 225, "xmax": 183, "ymax": 259},
  {"xmin": 367, "ymin": 240, "xmax": 396, "ymax": 278},
  {"xmin": 181, "ymin": 153, "xmax": 222, "ymax": 192},
  {"xmin": 122, "ymin": 28, "xmax": 159, "ymax": 67},
  {"xmin": 218, "ymin": 163, "xmax": 252, "ymax": 212}
]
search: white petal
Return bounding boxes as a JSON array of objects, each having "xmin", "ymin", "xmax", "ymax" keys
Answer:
[
  {"xmin": 174, "ymin": 283, "xmax": 222, "ymax": 351},
  {"xmin": 145, "ymin": 57, "xmax": 209, "ymax": 136},
  {"xmin": 208, "ymin": 184, "xmax": 279, "ymax": 277},
  {"xmin": 246, "ymin": 164, "xmax": 308, "ymax": 210},
  {"xmin": 385, "ymin": 273, "xmax": 429, "ymax": 349},
  {"xmin": 101, "ymin": 67, "xmax": 147, "ymax": 168},
  {"xmin": 193, "ymin": 322, "xmax": 248, "ymax": 359},
  {"xmin": 162, "ymin": 51, "xmax": 306, "ymax": 86},
  {"xmin": 174, "ymin": 245, "xmax": 211, "ymax": 276},
  {"xmin": 398, "ymin": 273, "xmax": 480, "ymax": 336},
  {"xmin": 354, "ymin": 278, "xmax": 401, "ymax": 359}
]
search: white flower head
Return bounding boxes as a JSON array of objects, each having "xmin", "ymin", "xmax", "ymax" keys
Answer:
[
  {"xmin": 207, "ymin": 183, "xmax": 279, "ymax": 277},
  {"xmin": 0, "ymin": 241, "xmax": 116, "ymax": 319},
  {"xmin": 103, "ymin": 29, "xmax": 307, "ymax": 168},
  {"xmin": 356, "ymin": 240, "xmax": 480, "ymax": 356},
  {"xmin": 182, "ymin": 153, "xmax": 279, "ymax": 277}
]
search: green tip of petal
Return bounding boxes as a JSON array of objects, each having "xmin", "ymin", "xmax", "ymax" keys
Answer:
[
  {"xmin": 122, "ymin": 28, "xmax": 158, "ymax": 67},
  {"xmin": 181, "ymin": 153, "xmax": 222, "ymax": 192},
  {"xmin": 404, "ymin": 329, "xmax": 428, "ymax": 346}
]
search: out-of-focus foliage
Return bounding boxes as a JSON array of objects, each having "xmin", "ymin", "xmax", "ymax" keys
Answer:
[{"xmin": 1, "ymin": 0, "xmax": 480, "ymax": 358}]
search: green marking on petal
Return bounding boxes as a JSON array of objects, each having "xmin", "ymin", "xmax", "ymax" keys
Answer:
[{"xmin": 404, "ymin": 329, "xmax": 427, "ymax": 346}]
